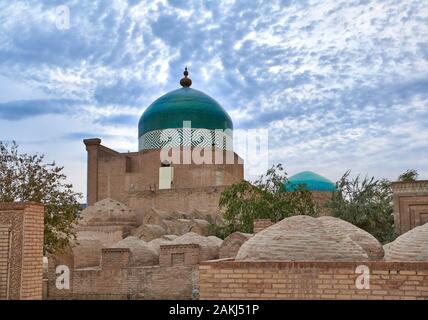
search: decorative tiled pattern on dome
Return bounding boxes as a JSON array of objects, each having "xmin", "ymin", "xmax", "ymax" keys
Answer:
[
  {"xmin": 138, "ymin": 88, "xmax": 233, "ymax": 136},
  {"xmin": 138, "ymin": 128, "xmax": 233, "ymax": 151}
]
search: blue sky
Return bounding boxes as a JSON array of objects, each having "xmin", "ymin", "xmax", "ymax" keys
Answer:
[{"xmin": 0, "ymin": 0, "xmax": 427, "ymax": 199}]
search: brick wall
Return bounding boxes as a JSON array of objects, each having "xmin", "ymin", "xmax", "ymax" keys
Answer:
[
  {"xmin": 311, "ymin": 191, "xmax": 333, "ymax": 215},
  {"xmin": 72, "ymin": 239, "xmax": 103, "ymax": 268},
  {"xmin": 47, "ymin": 250, "xmax": 74, "ymax": 299},
  {"xmin": 84, "ymin": 139, "xmax": 244, "ymax": 209},
  {"xmin": 392, "ymin": 180, "xmax": 428, "ymax": 234},
  {"xmin": 0, "ymin": 225, "xmax": 11, "ymax": 299},
  {"xmin": 129, "ymin": 187, "xmax": 226, "ymax": 224},
  {"xmin": 253, "ymin": 219, "xmax": 272, "ymax": 233},
  {"xmin": 48, "ymin": 248, "xmax": 199, "ymax": 300},
  {"xmin": 159, "ymin": 244, "xmax": 200, "ymax": 267},
  {"xmin": 0, "ymin": 202, "xmax": 44, "ymax": 300},
  {"xmin": 101, "ymin": 248, "xmax": 131, "ymax": 269},
  {"xmin": 199, "ymin": 260, "xmax": 428, "ymax": 300},
  {"xmin": 47, "ymin": 264, "xmax": 199, "ymax": 300}
]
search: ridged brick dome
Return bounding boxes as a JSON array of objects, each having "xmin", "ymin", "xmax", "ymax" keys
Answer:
[
  {"xmin": 79, "ymin": 198, "xmax": 137, "ymax": 227},
  {"xmin": 236, "ymin": 215, "xmax": 383, "ymax": 261},
  {"xmin": 384, "ymin": 223, "xmax": 428, "ymax": 261}
]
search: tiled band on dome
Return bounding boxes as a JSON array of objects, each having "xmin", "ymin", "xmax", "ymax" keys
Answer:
[{"xmin": 138, "ymin": 128, "xmax": 233, "ymax": 151}]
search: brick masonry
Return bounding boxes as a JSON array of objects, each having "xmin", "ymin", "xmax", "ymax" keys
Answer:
[
  {"xmin": 128, "ymin": 187, "xmax": 228, "ymax": 224},
  {"xmin": 199, "ymin": 260, "xmax": 428, "ymax": 300},
  {"xmin": 159, "ymin": 244, "xmax": 200, "ymax": 267},
  {"xmin": 0, "ymin": 202, "xmax": 44, "ymax": 300},
  {"xmin": 47, "ymin": 245, "xmax": 200, "ymax": 300},
  {"xmin": 83, "ymin": 139, "xmax": 244, "ymax": 211},
  {"xmin": 311, "ymin": 190, "xmax": 333, "ymax": 215},
  {"xmin": 101, "ymin": 248, "xmax": 131, "ymax": 270},
  {"xmin": 253, "ymin": 219, "xmax": 273, "ymax": 233},
  {"xmin": 392, "ymin": 180, "xmax": 428, "ymax": 234}
]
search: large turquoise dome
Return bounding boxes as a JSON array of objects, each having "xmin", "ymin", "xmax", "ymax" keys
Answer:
[
  {"xmin": 283, "ymin": 171, "xmax": 336, "ymax": 192},
  {"xmin": 138, "ymin": 69, "xmax": 233, "ymax": 151}
]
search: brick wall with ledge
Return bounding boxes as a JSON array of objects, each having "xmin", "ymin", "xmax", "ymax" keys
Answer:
[
  {"xmin": 159, "ymin": 244, "xmax": 200, "ymax": 267},
  {"xmin": 199, "ymin": 260, "xmax": 428, "ymax": 300}
]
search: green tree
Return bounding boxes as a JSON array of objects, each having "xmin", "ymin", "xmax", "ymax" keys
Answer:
[
  {"xmin": 398, "ymin": 169, "xmax": 418, "ymax": 182},
  {"xmin": 212, "ymin": 164, "xmax": 317, "ymax": 238},
  {"xmin": 0, "ymin": 141, "xmax": 81, "ymax": 254},
  {"xmin": 326, "ymin": 170, "xmax": 396, "ymax": 244}
]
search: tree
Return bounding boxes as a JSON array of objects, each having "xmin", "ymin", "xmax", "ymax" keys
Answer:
[
  {"xmin": 213, "ymin": 164, "xmax": 318, "ymax": 238},
  {"xmin": 326, "ymin": 170, "xmax": 396, "ymax": 244},
  {"xmin": 398, "ymin": 169, "xmax": 418, "ymax": 182},
  {"xmin": 0, "ymin": 141, "xmax": 81, "ymax": 254}
]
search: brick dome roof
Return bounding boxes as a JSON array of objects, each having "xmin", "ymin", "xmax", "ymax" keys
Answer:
[
  {"xmin": 111, "ymin": 236, "xmax": 158, "ymax": 266},
  {"xmin": 384, "ymin": 223, "xmax": 428, "ymax": 261},
  {"xmin": 236, "ymin": 215, "xmax": 383, "ymax": 261},
  {"xmin": 171, "ymin": 232, "xmax": 222, "ymax": 261},
  {"xmin": 79, "ymin": 198, "xmax": 137, "ymax": 227}
]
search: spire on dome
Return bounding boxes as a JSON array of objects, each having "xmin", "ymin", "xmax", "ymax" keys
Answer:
[{"xmin": 180, "ymin": 67, "xmax": 192, "ymax": 87}]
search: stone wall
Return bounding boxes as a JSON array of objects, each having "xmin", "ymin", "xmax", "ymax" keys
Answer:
[
  {"xmin": 199, "ymin": 260, "xmax": 428, "ymax": 300},
  {"xmin": 392, "ymin": 180, "xmax": 428, "ymax": 234},
  {"xmin": 0, "ymin": 202, "xmax": 44, "ymax": 300}
]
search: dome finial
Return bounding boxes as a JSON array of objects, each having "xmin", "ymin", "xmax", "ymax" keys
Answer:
[{"xmin": 180, "ymin": 67, "xmax": 192, "ymax": 87}]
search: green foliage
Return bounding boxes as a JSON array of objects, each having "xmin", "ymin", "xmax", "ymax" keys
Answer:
[
  {"xmin": 398, "ymin": 169, "xmax": 418, "ymax": 182},
  {"xmin": 0, "ymin": 141, "xmax": 81, "ymax": 254},
  {"xmin": 214, "ymin": 164, "xmax": 318, "ymax": 238},
  {"xmin": 326, "ymin": 170, "xmax": 397, "ymax": 244}
]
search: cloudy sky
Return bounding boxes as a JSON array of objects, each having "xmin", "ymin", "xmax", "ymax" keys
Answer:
[{"xmin": 0, "ymin": 0, "xmax": 427, "ymax": 200}]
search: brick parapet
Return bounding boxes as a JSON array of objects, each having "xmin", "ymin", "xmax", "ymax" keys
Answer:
[
  {"xmin": 159, "ymin": 244, "xmax": 200, "ymax": 267},
  {"xmin": 101, "ymin": 248, "xmax": 131, "ymax": 270},
  {"xmin": 392, "ymin": 180, "xmax": 428, "ymax": 194},
  {"xmin": 199, "ymin": 260, "xmax": 428, "ymax": 300}
]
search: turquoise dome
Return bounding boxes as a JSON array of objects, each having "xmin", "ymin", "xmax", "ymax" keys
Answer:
[
  {"xmin": 138, "ymin": 69, "xmax": 233, "ymax": 151},
  {"xmin": 138, "ymin": 87, "xmax": 233, "ymax": 136},
  {"xmin": 283, "ymin": 171, "xmax": 336, "ymax": 192}
]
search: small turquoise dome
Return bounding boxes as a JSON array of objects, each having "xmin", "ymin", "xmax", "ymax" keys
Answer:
[
  {"xmin": 283, "ymin": 171, "xmax": 336, "ymax": 192},
  {"xmin": 138, "ymin": 69, "xmax": 233, "ymax": 151}
]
